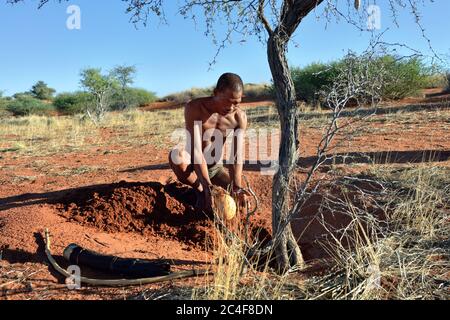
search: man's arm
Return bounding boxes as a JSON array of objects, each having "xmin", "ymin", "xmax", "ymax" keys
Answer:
[
  {"xmin": 184, "ymin": 104, "xmax": 212, "ymax": 191},
  {"xmin": 230, "ymin": 109, "xmax": 247, "ymax": 190}
]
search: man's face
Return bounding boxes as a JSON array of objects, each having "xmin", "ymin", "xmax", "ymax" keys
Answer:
[{"xmin": 214, "ymin": 88, "xmax": 243, "ymax": 116}]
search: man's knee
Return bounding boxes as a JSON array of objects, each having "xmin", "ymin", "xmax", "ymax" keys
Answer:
[
  {"xmin": 169, "ymin": 148, "xmax": 190, "ymax": 172},
  {"xmin": 168, "ymin": 149, "xmax": 177, "ymax": 168}
]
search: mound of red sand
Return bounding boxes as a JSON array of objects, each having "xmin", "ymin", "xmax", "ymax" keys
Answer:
[{"xmin": 55, "ymin": 180, "xmax": 271, "ymax": 247}]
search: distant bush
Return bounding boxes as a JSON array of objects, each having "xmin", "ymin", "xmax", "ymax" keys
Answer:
[
  {"xmin": 291, "ymin": 62, "xmax": 340, "ymax": 104},
  {"xmin": 378, "ymin": 56, "xmax": 429, "ymax": 100},
  {"xmin": 6, "ymin": 96, "xmax": 55, "ymax": 116},
  {"xmin": 53, "ymin": 88, "xmax": 157, "ymax": 115},
  {"xmin": 110, "ymin": 88, "xmax": 158, "ymax": 110},
  {"xmin": 291, "ymin": 55, "xmax": 431, "ymax": 105},
  {"xmin": 0, "ymin": 95, "xmax": 10, "ymax": 117},
  {"xmin": 163, "ymin": 83, "xmax": 273, "ymax": 104},
  {"xmin": 423, "ymin": 73, "xmax": 448, "ymax": 89},
  {"xmin": 0, "ymin": 93, "xmax": 5, "ymax": 107},
  {"xmin": 13, "ymin": 92, "xmax": 33, "ymax": 99},
  {"xmin": 53, "ymin": 91, "xmax": 94, "ymax": 115},
  {"xmin": 163, "ymin": 87, "xmax": 213, "ymax": 103},
  {"xmin": 30, "ymin": 81, "xmax": 56, "ymax": 100},
  {"xmin": 243, "ymin": 83, "xmax": 274, "ymax": 100}
]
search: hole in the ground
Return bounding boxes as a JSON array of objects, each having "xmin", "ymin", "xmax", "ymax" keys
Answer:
[{"xmin": 54, "ymin": 180, "xmax": 272, "ymax": 248}]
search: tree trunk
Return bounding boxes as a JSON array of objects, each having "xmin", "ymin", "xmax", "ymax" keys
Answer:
[{"xmin": 267, "ymin": 34, "xmax": 304, "ymax": 273}]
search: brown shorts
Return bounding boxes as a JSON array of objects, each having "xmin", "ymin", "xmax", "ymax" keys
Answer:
[
  {"xmin": 188, "ymin": 163, "xmax": 224, "ymax": 179},
  {"xmin": 207, "ymin": 163, "xmax": 224, "ymax": 179}
]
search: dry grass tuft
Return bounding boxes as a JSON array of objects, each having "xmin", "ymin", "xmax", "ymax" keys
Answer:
[{"xmin": 303, "ymin": 165, "xmax": 449, "ymax": 300}]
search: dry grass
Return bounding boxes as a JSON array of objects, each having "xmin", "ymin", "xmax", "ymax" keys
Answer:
[
  {"xmin": 302, "ymin": 164, "xmax": 449, "ymax": 300},
  {"xmin": 191, "ymin": 214, "xmax": 301, "ymax": 300},
  {"xmin": 188, "ymin": 164, "xmax": 448, "ymax": 300},
  {"xmin": 1, "ymin": 100, "xmax": 446, "ymax": 158},
  {"xmin": 0, "ymin": 98, "xmax": 448, "ymax": 300},
  {"xmin": 0, "ymin": 261, "xmax": 48, "ymax": 299},
  {"xmin": 0, "ymin": 109, "xmax": 185, "ymax": 156}
]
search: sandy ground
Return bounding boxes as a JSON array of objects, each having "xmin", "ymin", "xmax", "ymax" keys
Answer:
[{"xmin": 0, "ymin": 89, "xmax": 449, "ymax": 299}]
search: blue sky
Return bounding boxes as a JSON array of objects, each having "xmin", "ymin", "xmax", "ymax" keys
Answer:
[{"xmin": 0, "ymin": 0, "xmax": 449, "ymax": 97}]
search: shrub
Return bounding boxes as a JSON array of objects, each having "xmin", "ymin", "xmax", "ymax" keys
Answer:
[
  {"xmin": 6, "ymin": 96, "xmax": 55, "ymax": 116},
  {"xmin": 378, "ymin": 55, "xmax": 429, "ymax": 100},
  {"xmin": 243, "ymin": 83, "xmax": 274, "ymax": 100},
  {"xmin": 13, "ymin": 92, "xmax": 33, "ymax": 99},
  {"xmin": 162, "ymin": 87, "xmax": 213, "ymax": 103},
  {"xmin": 423, "ymin": 73, "xmax": 448, "ymax": 89},
  {"xmin": 291, "ymin": 62, "xmax": 341, "ymax": 103},
  {"xmin": 0, "ymin": 94, "xmax": 5, "ymax": 108},
  {"xmin": 0, "ymin": 95, "xmax": 10, "ymax": 117},
  {"xmin": 110, "ymin": 88, "xmax": 157, "ymax": 110},
  {"xmin": 30, "ymin": 81, "xmax": 56, "ymax": 100},
  {"xmin": 291, "ymin": 55, "xmax": 431, "ymax": 104},
  {"xmin": 53, "ymin": 91, "xmax": 94, "ymax": 115}
]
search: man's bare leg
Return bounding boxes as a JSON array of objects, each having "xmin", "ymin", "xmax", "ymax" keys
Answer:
[{"xmin": 168, "ymin": 148, "xmax": 203, "ymax": 192}]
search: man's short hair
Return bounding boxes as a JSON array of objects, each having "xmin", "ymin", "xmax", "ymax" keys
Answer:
[{"xmin": 216, "ymin": 73, "xmax": 244, "ymax": 92}]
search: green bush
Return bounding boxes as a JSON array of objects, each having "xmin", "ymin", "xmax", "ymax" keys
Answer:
[
  {"xmin": 291, "ymin": 55, "xmax": 431, "ymax": 104},
  {"xmin": 0, "ymin": 96, "xmax": 6, "ymax": 109},
  {"xmin": 53, "ymin": 88, "xmax": 157, "ymax": 114},
  {"xmin": 110, "ymin": 88, "xmax": 157, "ymax": 110},
  {"xmin": 30, "ymin": 81, "xmax": 56, "ymax": 100},
  {"xmin": 0, "ymin": 96, "xmax": 10, "ymax": 117},
  {"xmin": 6, "ymin": 96, "xmax": 55, "ymax": 116},
  {"xmin": 13, "ymin": 92, "xmax": 33, "ymax": 99},
  {"xmin": 378, "ymin": 56, "xmax": 429, "ymax": 100},
  {"xmin": 291, "ymin": 62, "xmax": 341, "ymax": 103},
  {"xmin": 53, "ymin": 92, "xmax": 94, "ymax": 115}
]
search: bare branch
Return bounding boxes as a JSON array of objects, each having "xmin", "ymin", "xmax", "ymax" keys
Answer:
[{"xmin": 257, "ymin": 0, "xmax": 273, "ymax": 35}]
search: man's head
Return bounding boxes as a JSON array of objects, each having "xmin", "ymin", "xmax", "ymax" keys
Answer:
[{"xmin": 212, "ymin": 73, "xmax": 244, "ymax": 116}]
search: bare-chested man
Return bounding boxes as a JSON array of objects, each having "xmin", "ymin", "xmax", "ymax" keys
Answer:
[{"xmin": 168, "ymin": 73, "xmax": 249, "ymax": 213}]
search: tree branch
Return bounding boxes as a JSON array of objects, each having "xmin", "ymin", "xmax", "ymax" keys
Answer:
[{"xmin": 257, "ymin": 0, "xmax": 273, "ymax": 35}]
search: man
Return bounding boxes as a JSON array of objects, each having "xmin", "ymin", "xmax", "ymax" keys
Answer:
[{"xmin": 169, "ymin": 73, "xmax": 249, "ymax": 213}]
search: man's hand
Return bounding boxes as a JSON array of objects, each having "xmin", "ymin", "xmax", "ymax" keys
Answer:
[
  {"xmin": 232, "ymin": 187, "xmax": 251, "ymax": 210},
  {"xmin": 195, "ymin": 184, "xmax": 213, "ymax": 215}
]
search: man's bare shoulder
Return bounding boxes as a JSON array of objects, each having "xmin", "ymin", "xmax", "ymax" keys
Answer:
[
  {"xmin": 185, "ymin": 97, "xmax": 209, "ymax": 120},
  {"xmin": 184, "ymin": 98, "xmax": 205, "ymax": 120}
]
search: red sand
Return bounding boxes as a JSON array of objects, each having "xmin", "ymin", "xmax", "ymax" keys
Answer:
[
  {"xmin": 1, "ymin": 91, "xmax": 449, "ymax": 299},
  {"xmin": 54, "ymin": 180, "xmax": 271, "ymax": 248}
]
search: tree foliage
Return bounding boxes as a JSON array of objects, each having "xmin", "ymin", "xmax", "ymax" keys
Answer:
[
  {"xmin": 110, "ymin": 64, "xmax": 137, "ymax": 110},
  {"xmin": 30, "ymin": 80, "xmax": 56, "ymax": 100},
  {"xmin": 79, "ymin": 68, "xmax": 118, "ymax": 123}
]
